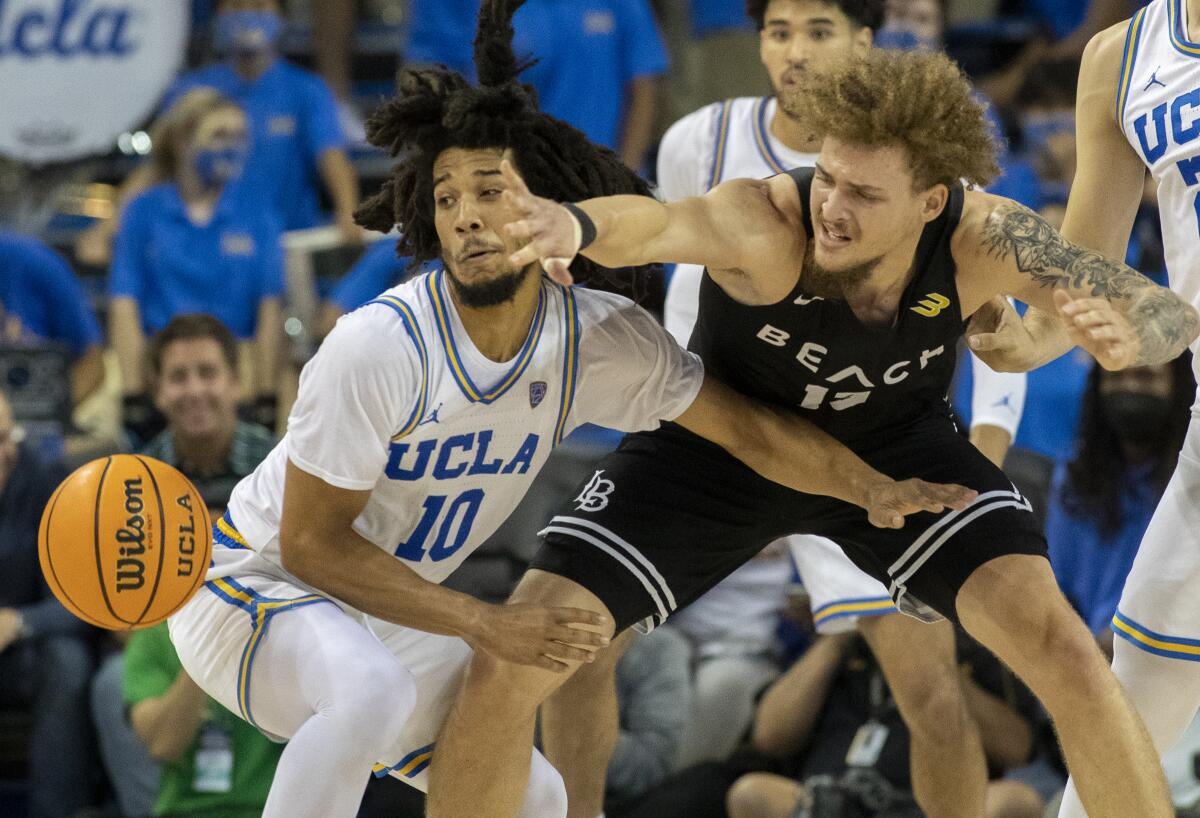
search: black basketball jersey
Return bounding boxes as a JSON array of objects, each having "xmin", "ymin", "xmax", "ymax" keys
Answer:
[{"xmin": 689, "ymin": 167, "xmax": 967, "ymax": 444}]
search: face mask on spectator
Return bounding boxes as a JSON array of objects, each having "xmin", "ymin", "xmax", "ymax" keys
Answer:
[
  {"xmin": 873, "ymin": 27, "xmax": 938, "ymax": 52},
  {"xmin": 193, "ymin": 142, "xmax": 249, "ymax": 189},
  {"xmin": 215, "ymin": 10, "xmax": 282, "ymax": 57},
  {"xmin": 1100, "ymin": 391, "xmax": 1172, "ymax": 446}
]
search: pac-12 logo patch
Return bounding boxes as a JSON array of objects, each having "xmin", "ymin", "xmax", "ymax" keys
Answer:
[
  {"xmin": 575, "ymin": 470, "xmax": 615, "ymax": 512},
  {"xmin": 530, "ymin": 381, "xmax": 547, "ymax": 408}
]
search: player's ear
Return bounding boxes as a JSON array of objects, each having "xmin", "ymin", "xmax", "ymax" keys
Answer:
[{"xmin": 919, "ymin": 183, "xmax": 949, "ymax": 223}]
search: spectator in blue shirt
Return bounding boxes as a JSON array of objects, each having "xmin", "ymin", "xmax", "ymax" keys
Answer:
[
  {"xmin": 76, "ymin": 0, "xmax": 360, "ymax": 265},
  {"xmin": 109, "ymin": 90, "xmax": 284, "ymax": 443},
  {"xmin": 0, "ymin": 231, "xmax": 105, "ymax": 406},
  {"xmin": 0, "ymin": 391, "xmax": 97, "ymax": 818},
  {"xmin": 405, "ymin": 0, "xmax": 668, "ymax": 169},
  {"xmin": 1047, "ymin": 355, "xmax": 1195, "ymax": 654}
]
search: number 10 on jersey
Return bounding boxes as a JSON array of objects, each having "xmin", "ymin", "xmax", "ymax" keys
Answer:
[{"xmin": 394, "ymin": 489, "xmax": 485, "ymax": 562}]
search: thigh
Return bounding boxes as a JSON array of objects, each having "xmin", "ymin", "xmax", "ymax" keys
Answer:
[
  {"xmin": 818, "ymin": 421, "xmax": 1047, "ymax": 625},
  {"xmin": 1114, "ymin": 421, "xmax": 1200, "ymax": 655},
  {"xmin": 168, "ymin": 573, "xmax": 343, "ymax": 739},
  {"xmin": 364, "ymin": 620, "xmax": 473, "ymax": 789},
  {"xmin": 787, "ymin": 534, "xmax": 896, "ymax": 634},
  {"xmin": 530, "ymin": 426, "xmax": 787, "ymax": 634}
]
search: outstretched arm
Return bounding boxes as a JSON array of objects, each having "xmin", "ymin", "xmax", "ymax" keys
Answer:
[{"xmin": 501, "ymin": 161, "xmax": 800, "ymax": 286}]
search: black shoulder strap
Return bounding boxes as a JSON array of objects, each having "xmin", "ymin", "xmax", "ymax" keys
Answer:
[{"xmin": 785, "ymin": 167, "xmax": 816, "ymax": 238}]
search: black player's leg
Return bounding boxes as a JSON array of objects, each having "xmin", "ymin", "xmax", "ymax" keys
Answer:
[
  {"xmin": 428, "ymin": 428, "xmax": 783, "ymax": 818},
  {"xmin": 428, "ymin": 569, "xmax": 616, "ymax": 818},
  {"xmin": 807, "ymin": 421, "xmax": 1171, "ymax": 818},
  {"xmin": 954, "ymin": 554, "xmax": 1171, "ymax": 818},
  {"xmin": 857, "ymin": 615, "xmax": 987, "ymax": 818}
]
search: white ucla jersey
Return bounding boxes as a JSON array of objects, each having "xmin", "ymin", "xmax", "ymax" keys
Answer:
[
  {"xmin": 658, "ymin": 96, "xmax": 817, "ymax": 346},
  {"xmin": 658, "ymin": 95, "xmax": 818, "ymax": 202},
  {"xmin": 213, "ymin": 270, "xmax": 703, "ymax": 593},
  {"xmin": 1117, "ymin": 0, "xmax": 1200, "ymax": 361}
]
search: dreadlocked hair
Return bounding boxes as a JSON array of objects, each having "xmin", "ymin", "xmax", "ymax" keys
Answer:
[{"xmin": 355, "ymin": 0, "xmax": 660, "ymax": 302}]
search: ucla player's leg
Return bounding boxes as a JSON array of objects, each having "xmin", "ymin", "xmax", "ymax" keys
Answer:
[
  {"xmin": 540, "ymin": 628, "xmax": 636, "ymax": 817},
  {"xmin": 1057, "ymin": 428, "xmax": 1200, "ymax": 818},
  {"xmin": 169, "ymin": 577, "xmax": 419, "ymax": 818},
  {"xmin": 427, "ymin": 569, "xmax": 616, "ymax": 818},
  {"xmin": 857, "ymin": 614, "xmax": 987, "ymax": 818}
]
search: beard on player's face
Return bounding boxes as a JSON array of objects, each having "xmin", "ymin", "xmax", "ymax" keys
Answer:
[
  {"xmin": 801, "ymin": 241, "xmax": 881, "ymax": 298},
  {"xmin": 443, "ymin": 253, "xmax": 536, "ymax": 308}
]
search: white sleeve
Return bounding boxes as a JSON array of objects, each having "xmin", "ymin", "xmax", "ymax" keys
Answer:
[
  {"xmin": 286, "ymin": 307, "xmax": 420, "ymax": 490},
  {"xmin": 969, "ymin": 351, "xmax": 1026, "ymax": 437},
  {"xmin": 572, "ymin": 293, "xmax": 705, "ymax": 433},
  {"xmin": 656, "ymin": 105, "xmax": 719, "ymax": 203},
  {"xmin": 663, "ymin": 263, "xmax": 704, "ymax": 346}
]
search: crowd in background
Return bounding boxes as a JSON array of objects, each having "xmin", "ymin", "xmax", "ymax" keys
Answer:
[{"xmin": 0, "ymin": 0, "xmax": 1196, "ymax": 816}]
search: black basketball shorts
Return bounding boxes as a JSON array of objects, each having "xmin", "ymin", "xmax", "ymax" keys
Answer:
[{"xmin": 530, "ymin": 418, "xmax": 1047, "ymax": 633}]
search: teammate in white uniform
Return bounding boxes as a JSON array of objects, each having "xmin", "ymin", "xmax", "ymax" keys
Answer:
[
  {"xmin": 167, "ymin": 7, "xmax": 973, "ymax": 816},
  {"xmin": 966, "ymin": 0, "xmax": 1200, "ymax": 814},
  {"xmin": 655, "ymin": 2, "xmax": 1026, "ymax": 814}
]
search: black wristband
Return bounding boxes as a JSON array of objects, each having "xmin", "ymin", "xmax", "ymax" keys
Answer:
[{"xmin": 562, "ymin": 202, "xmax": 597, "ymax": 250}]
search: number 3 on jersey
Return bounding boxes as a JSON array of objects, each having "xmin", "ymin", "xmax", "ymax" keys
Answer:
[{"xmin": 394, "ymin": 489, "xmax": 485, "ymax": 561}]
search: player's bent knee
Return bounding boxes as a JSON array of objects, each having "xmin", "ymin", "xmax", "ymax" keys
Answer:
[
  {"xmin": 896, "ymin": 671, "xmax": 971, "ymax": 742},
  {"xmin": 468, "ymin": 648, "xmax": 576, "ymax": 706},
  {"xmin": 517, "ymin": 752, "xmax": 567, "ymax": 818}
]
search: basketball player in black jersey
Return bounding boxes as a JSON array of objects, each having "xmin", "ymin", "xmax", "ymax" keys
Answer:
[{"xmin": 426, "ymin": 50, "xmax": 1199, "ymax": 818}]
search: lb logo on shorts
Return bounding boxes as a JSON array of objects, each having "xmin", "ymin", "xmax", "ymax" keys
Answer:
[
  {"xmin": 575, "ymin": 470, "xmax": 615, "ymax": 512},
  {"xmin": 910, "ymin": 292, "xmax": 951, "ymax": 317}
]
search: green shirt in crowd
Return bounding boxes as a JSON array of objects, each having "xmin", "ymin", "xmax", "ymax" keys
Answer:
[{"xmin": 123, "ymin": 623, "xmax": 284, "ymax": 818}]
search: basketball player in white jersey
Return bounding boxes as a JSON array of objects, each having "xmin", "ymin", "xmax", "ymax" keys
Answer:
[
  {"xmin": 964, "ymin": 0, "xmax": 1200, "ymax": 813},
  {"xmin": 164, "ymin": 7, "xmax": 972, "ymax": 816},
  {"xmin": 655, "ymin": 2, "xmax": 1026, "ymax": 813}
]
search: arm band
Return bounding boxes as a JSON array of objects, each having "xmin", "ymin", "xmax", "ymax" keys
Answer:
[{"xmin": 562, "ymin": 202, "xmax": 598, "ymax": 251}]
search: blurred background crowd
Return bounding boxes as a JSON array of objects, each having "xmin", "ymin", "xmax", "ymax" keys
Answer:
[{"xmin": 0, "ymin": 0, "xmax": 1195, "ymax": 816}]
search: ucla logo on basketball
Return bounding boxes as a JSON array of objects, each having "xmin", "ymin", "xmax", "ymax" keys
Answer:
[
  {"xmin": 115, "ymin": 476, "xmax": 147, "ymax": 592},
  {"xmin": 0, "ymin": 0, "xmax": 139, "ymax": 57}
]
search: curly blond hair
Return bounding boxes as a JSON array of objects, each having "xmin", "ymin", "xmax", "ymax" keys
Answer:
[{"xmin": 784, "ymin": 49, "xmax": 1000, "ymax": 190}]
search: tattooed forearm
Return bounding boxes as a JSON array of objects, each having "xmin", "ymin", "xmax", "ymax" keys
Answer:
[
  {"xmin": 981, "ymin": 201, "xmax": 1199, "ymax": 365},
  {"xmin": 1130, "ymin": 287, "xmax": 1200, "ymax": 366},
  {"xmin": 981, "ymin": 202, "xmax": 1152, "ymax": 300}
]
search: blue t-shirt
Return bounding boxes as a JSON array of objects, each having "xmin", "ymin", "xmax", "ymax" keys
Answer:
[
  {"xmin": 690, "ymin": 0, "xmax": 753, "ymax": 35},
  {"xmin": 1046, "ymin": 461, "xmax": 1160, "ymax": 634},
  {"xmin": 329, "ymin": 238, "xmax": 442, "ymax": 312},
  {"xmin": 404, "ymin": 0, "xmax": 481, "ymax": 80},
  {"xmin": 109, "ymin": 183, "xmax": 285, "ymax": 339},
  {"xmin": 513, "ymin": 0, "xmax": 668, "ymax": 149},
  {"xmin": 0, "ymin": 231, "xmax": 102, "ymax": 358},
  {"xmin": 162, "ymin": 60, "xmax": 346, "ymax": 231},
  {"xmin": 404, "ymin": 0, "xmax": 668, "ymax": 149}
]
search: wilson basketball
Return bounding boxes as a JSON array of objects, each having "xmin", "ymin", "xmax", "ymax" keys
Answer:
[{"xmin": 38, "ymin": 455, "xmax": 212, "ymax": 630}]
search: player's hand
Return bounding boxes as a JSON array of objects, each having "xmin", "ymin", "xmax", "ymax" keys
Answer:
[
  {"xmin": 863, "ymin": 479, "xmax": 977, "ymax": 529},
  {"xmin": 1054, "ymin": 289, "xmax": 1139, "ymax": 371},
  {"xmin": 468, "ymin": 603, "xmax": 610, "ymax": 672},
  {"xmin": 966, "ymin": 296, "xmax": 1038, "ymax": 372},
  {"xmin": 500, "ymin": 160, "xmax": 578, "ymax": 286}
]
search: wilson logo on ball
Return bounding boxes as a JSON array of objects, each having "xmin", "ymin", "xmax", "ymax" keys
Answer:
[{"xmin": 39, "ymin": 454, "xmax": 212, "ymax": 631}]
